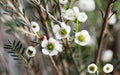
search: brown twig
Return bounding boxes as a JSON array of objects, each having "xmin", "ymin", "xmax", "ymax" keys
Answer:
[
  {"xmin": 58, "ymin": 0, "xmax": 63, "ymax": 22},
  {"xmin": 95, "ymin": 0, "xmax": 113, "ymax": 64},
  {"xmin": 49, "ymin": 56, "xmax": 63, "ymax": 75}
]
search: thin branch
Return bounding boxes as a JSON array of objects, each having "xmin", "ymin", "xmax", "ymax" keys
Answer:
[
  {"xmin": 33, "ymin": 0, "xmax": 60, "ymax": 24},
  {"xmin": 95, "ymin": 0, "xmax": 113, "ymax": 64},
  {"xmin": 7, "ymin": 0, "xmax": 39, "ymax": 38},
  {"xmin": 58, "ymin": 0, "xmax": 63, "ymax": 22},
  {"xmin": 49, "ymin": 56, "xmax": 63, "ymax": 75}
]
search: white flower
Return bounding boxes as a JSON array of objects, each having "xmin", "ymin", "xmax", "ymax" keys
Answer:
[
  {"xmin": 59, "ymin": 0, "xmax": 68, "ymax": 4},
  {"xmin": 25, "ymin": 46, "xmax": 36, "ymax": 57},
  {"xmin": 108, "ymin": 13, "xmax": 117, "ymax": 25},
  {"xmin": 88, "ymin": 64, "xmax": 98, "ymax": 73},
  {"xmin": 75, "ymin": 30, "xmax": 91, "ymax": 46},
  {"xmin": 77, "ymin": 12, "xmax": 88, "ymax": 23},
  {"xmin": 78, "ymin": 0, "xmax": 95, "ymax": 11},
  {"xmin": 101, "ymin": 50, "xmax": 113, "ymax": 62},
  {"xmin": 63, "ymin": 9, "xmax": 76, "ymax": 21},
  {"xmin": 63, "ymin": 6, "xmax": 88, "ymax": 22},
  {"xmin": 31, "ymin": 21, "xmax": 40, "ymax": 32},
  {"xmin": 53, "ymin": 22, "xmax": 71, "ymax": 39},
  {"xmin": 73, "ymin": 7, "xmax": 88, "ymax": 22},
  {"xmin": 41, "ymin": 36, "xmax": 62, "ymax": 56},
  {"xmin": 103, "ymin": 64, "xmax": 114, "ymax": 73}
]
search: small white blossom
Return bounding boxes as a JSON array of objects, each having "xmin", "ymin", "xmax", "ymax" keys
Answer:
[
  {"xmin": 63, "ymin": 9, "xmax": 76, "ymax": 21},
  {"xmin": 103, "ymin": 64, "xmax": 114, "ymax": 73},
  {"xmin": 41, "ymin": 36, "xmax": 62, "ymax": 56},
  {"xmin": 108, "ymin": 13, "xmax": 117, "ymax": 25},
  {"xmin": 31, "ymin": 21, "xmax": 40, "ymax": 32},
  {"xmin": 73, "ymin": 7, "xmax": 88, "ymax": 22},
  {"xmin": 75, "ymin": 30, "xmax": 91, "ymax": 46},
  {"xmin": 53, "ymin": 22, "xmax": 71, "ymax": 39},
  {"xmin": 25, "ymin": 46, "xmax": 36, "ymax": 57},
  {"xmin": 59, "ymin": 0, "xmax": 68, "ymax": 4},
  {"xmin": 63, "ymin": 6, "xmax": 88, "ymax": 22},
  {"xmin": 101, "ymin": 50, "xmax": 113, "ymax": 62},
  {"xmin": 78, "ymin": 0, "xmax": 95, "ymax": 11},
  {"xmin": 77, "ymin": 12, "xmax": 88, "ymax": 23},
  {"xmin": 88, "ymin": 63, "xmax": 98, "ymax": 73}
]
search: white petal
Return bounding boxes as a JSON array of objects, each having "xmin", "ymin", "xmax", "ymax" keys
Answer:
[
  {"xmin": 49, "ymin": 37, "xmax": 57, "ymax": 44},
  {"xmin": 53, "ymin": 25, "xmax": 60, "ymax": 33},
  {"xmin": 59, "ymin": 0, "xmax": 68, "ymax": 4},
  {"xmin": 78, "ymin": 42, "xmax": 87, "ymax": 46},
  {"xmin": 77, "ymin": 12, "xmax": 88, "ymax": 23},
  {"xmin": 81, "ymin": 30, "xmax": 91, "ymax": 43},
  {"xmin": 49, "ymin": 50, "xmax": 58, "ymax": 56},
  {"xmin": 55, "ymin": 44, "xmax": 62, "ymax": 52},
  {"xmin": 81, "ymin": 30, "xmax": 89, "ymax": 35},
  {"xmin": 85, "ymin": 34, "xmax": 91, "ymax": 42},
  {"xmin": 63, "ymin": 9, "xmax": 76, "ymax": 21},
  {"xmin": 73, "ymin": 6, "xmax": 79, "ymax": 15},
  {"xmin": 41, "ymin": 39, "xmax": 48, "ymax": 47},
  {"xmin": 74, "ymin": 38, "xmax": 80, "ymax": 44},
  {"xmin": 60, "ymin": 22, "xmax": 67, "ymax": 28},
  {"xmin": 56, "ymin": 33, "xmax": 62, "ymax": 39},
  {"xmin": 66, "ymin": 25, "xmax": 71, "ymax": 34},
  {"xmin": 75, "ymin": 32, "xmax": 81, "ymax": 38},
  {"xmin": 42, "ymin": 49, "xmax": 49, "ymax": 55}
]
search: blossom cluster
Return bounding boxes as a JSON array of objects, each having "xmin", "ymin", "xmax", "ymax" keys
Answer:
[
  {"xmin": 88, "ymin": 63, "xmax": 114, "ymax": 74},
  {"xmin": 1, "ymin": 0, "xmax": 118, "ymax": 75}
]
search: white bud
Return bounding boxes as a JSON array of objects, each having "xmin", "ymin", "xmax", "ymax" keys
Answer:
[
  {"xmin": 101, "ymin": 50, "xmax": 113, "ymax": 62},
  {"xmin": 59, "ymin": 0, "xmax": 68, "ymax": 4}
]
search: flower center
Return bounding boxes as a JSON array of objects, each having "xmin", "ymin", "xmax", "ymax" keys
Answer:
[
  {"xmin": 78, "ymin": 35, "xmax": 85, "ymax": 42},
  {"xmin": 32, "ymin": 25, "xmax": 36, "ymax": 28},
  {"xmin": 47, "ymin": 43, "xmax": 54, "ymax": 51},
  {"xmin": 89, "ymin": 66, "xmax": 95, "ymax": 72},
  {"xmin": 28, "ymin": 50, "xmax": 33, "ymax": 56},
  {"xmin": 59, "ymin": 28, "xmax": 67, "ymax": 36},
  {"xmin": 106, "ymin": 67, "xmax": 110, "ymax": 70}
]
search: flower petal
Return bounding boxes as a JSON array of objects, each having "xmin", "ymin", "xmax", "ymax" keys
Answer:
[
  {"xmin": 53, "ymin": 25, "xmax": 60, "ymax": 33},
  {"xmin": 77, "ymin": 12, "xmax": 88, "ymax": 22},
  {"xmin": 42, "ymin": 49, "xmax": 49, "ymax": 55},
  {"xmin": 41, "ymin": 39, "xmax": 48, "ymax": 47},
  {"xmin": 56, "ymin": 33, "xmax": 62, "ymax": 39},
  {"xmin": 60, "ymin": 22, "xmax": 66, "ymax": 28},
  {"xmin": 49, "ymin": 37, "xmax": 57, "ymax": 44},
  {"xmin": 55, "ymin": 44, "xmax": 62, "ymax": 52},
  {"xmin": 49, "ymin": 50, "xmax": 58, "ymax": 56},
  {"xmin": 75, "ymin": 32, "xmax": 81, "ymax": 38},
  {"xmin": 73, "ymin": 6, "xmax": 79, "ymax": 15},
  {"xmin": 63, "ymin": 9, "xmax": 76, "ymax": 21},
  {"xmin": 66, "ymin": 25, "xmax": 71, "ymax": 34}
]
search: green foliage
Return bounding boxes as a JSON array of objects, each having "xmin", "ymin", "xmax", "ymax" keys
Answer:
[
  {"xmin": 113, "ymin": 1, "xmax": 120, "ymax": 19},
  {"xmin": 4, "ymin": 40, "xmax": 29, "ymax": 63}
]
